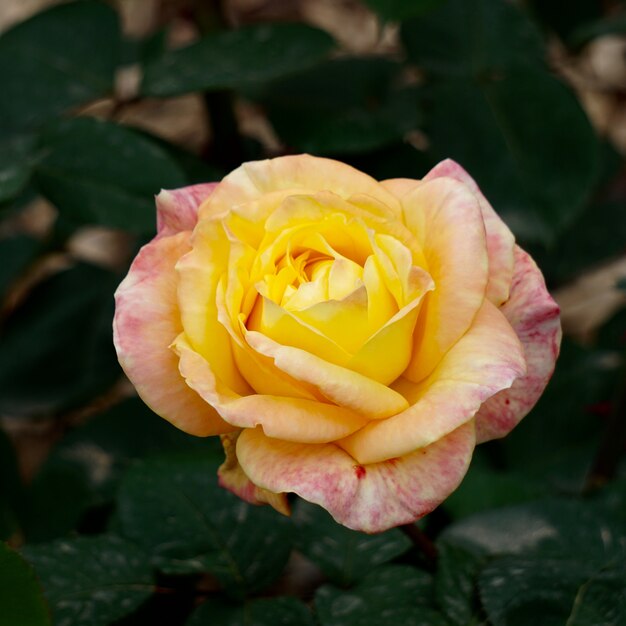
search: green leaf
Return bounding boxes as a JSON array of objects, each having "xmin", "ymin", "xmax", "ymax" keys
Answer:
[
  {"xmin": 401, "ymin": 0, "xmax": 545, "ymax": 77},
  {"xmin": 434, "ymin": 541, "xmax": 486, "ymax": 626},
  {"xmin": 479, "ymin": 556, "xmax": 626, "ymax": 626},
  {"xmin": 363, "ymin": 0, "xmax": 446, "ymax": 22},
  {"xmin": 0, "ymin": 429, "xmax": 23, "ymax": 541},
  {"xmin": 566, "ymin": 567, "xmax": 626, "ymax": 626},
  {"xmin": 420, "ymin": 71, "xmax": 599, "ymax": 241},
  {"xmin": 22, "ymin": 535, "xmax": 153, "ymax": 626},
  {"xmin": 35, "ymin": 117, "xmax": 187, "ymax": 234},
  {"xmin": 0, "ymin": 542, "xmax": 51, "ymax": 626},
  {"xmin": 0, "ymin": 262, "xmax": 121, "ymax": 416},
  {"xmin": 116, "ymin": 455, "xmax": 292, "ymax": 597},
  {"xmin": 315, "ymin": 565, "xmax": 446, "ymax": 626},
  {"xmin": 441, "ymin": 499, "xmax": 624, "ymax": 562},
  {"xmin": 443, "ymin": 460, "xmax": 546, "ymax": 521},
  {"xmin": 25, "ymin": 398, "xmax": 222, "ymax": 542},
  {"xmin": 292, "ymin": 500, "xmax": 410, "ymax": 586},
  {"xmin": 0, "ymin": 135, "xmax": 39, "ymax": 202},
  {"xmin": 187, "ymin": 597, "xmax": 315, "ymax": 626},
  {"xmin": 142, "ymin": 23, "xmax": 335, "ymax": 97},
  {"xmin": 254, "ymin": 58, "xmax": 419, "ymax": 154},
  {"xmin": 0, "ymin": 234, "xmax": 39, "ymax": 298},
  {"xmin": 0, "ymin": 1, "xmax": 120, "ymax": 135},
  {"xmin": 143, "ymin": 133, "xmax": 225, "ymax": 184}
]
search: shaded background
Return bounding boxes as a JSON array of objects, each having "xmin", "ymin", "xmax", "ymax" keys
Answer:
[{"xmin": 0, "ymin": 1, "xmax": 625, "ymax": 625}]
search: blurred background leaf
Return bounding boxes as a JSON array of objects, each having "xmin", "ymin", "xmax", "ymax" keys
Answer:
[
  {"xmin": 1, "ymin": 0, "xmax": 625, "ymax": 623},
  {"xmin": 141, "ymin": 23, "xmax": 335, "ymax": 97},
  {"xmin": 0, "ymin": 541, "xmax": 50, "ymax": 626},
  {"xmin": 35, "ymin": 117, "xmax": 187, "ymax": 234},
  {"xmin": 0, "ymin": 262, "xmax": 121, "ymax": 417}
]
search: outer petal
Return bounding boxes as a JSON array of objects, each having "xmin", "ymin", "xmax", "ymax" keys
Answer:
[
  {"xmin": 236, "ymin": 422, "xmax": 476, "ymax": 533},
  {"xmin": 383, "ymin": 159, "xmax": 515, "ymax": 308},
  {"xmin": 174, "ymin": 335, "xmax": 369, "ymax": 443},
  {"xmin": 423, "ymin": 159, "xmax": 515, "ymax": 307},
  {"xmin": 475, "ymin": 246, "xmax": 562, "ymax": 442},
  {"xmin": 401, "ymin": 177, "xmax": 489, "ymax": 382},
  {"xmin": 201, "ymin": 154, "xmax": 402, "ymax": 220},
  {"xmin": 156, "ymin": 183, "xmax": 217, "ymax": 237},
  {"xmin": 340, "ymin": 300, "xmax": 526, "ymax": 464},
  {"xmin": 113, "ymin": 233, "xmax": 234, "ymax": 436},
  {"xmin": 218, "ymin": 431, "xmax": 290, "ymax": 516}
]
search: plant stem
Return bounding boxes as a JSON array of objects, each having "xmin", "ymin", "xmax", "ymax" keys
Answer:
[
  {"xmin": 585, "ymin": 363, "xmax": 626, "ymax": 491},
  {"xmin": 194, "ymin": 0, "xmax": 246, "ymax": 170},
  {"xmin": 399, "ymin": 523, "xmax": 438, "ymax": 568}
]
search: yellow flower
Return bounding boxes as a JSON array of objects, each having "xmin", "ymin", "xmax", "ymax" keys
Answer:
[{"xmin": 114, "ymin": 155, "xmax": 561, "ymax": 532}]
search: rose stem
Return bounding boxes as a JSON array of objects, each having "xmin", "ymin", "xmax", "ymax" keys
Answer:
[
  {"xmin": 585, "ymin": 362, "xmax": 626, "ymax": 491},
  {"xmin": 399, "ymin": 523, "xmax": 438, "ymax": 568},
  {"xmin": 193, "ymin": 0, "xmax": 246, "ymax": 171}
]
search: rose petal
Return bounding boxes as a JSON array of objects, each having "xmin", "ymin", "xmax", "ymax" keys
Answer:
[
  {"xmin": 347, "ymin": 267, "xmax": 433, "ymax": 385},
  {"xmin": 383, "ymin": 159, "xmax": 516, "ymax": 308},
  {"xmin": 218, "ymin": 431, "xmax": 290, "ymax": 515},
  {"xmin": 113, "ymin": 233, "xmax": 234, "ymax": 436},
  {"xmin": 156, "ymin": 183, "xmax": 217, "ymax": 238},
  {"xmin": 475, "ymin": 246, "xmax": 562, "ymax": 442},
  {"xmin": 176, "ymin": 219, "xmax": 251, "ymax": 394},
  {"xmin": 174, "ymin": 335, "xmax": 369, "ymax": 443},
  {"xmin": 400, "ymin": 176, "xmax": 489, "ymax": 382},
  {"xmin": 236, "ymin": 421, "xmax": 476, "ymax": 533},
  {"xmin": 245, "ymin": 330, "xmax": 409, "ymax": 419},
  {"xmin": 201, "ymin": 154, "xmax": 402, "ymax": 221},
  {"xmin": 339, "ymin": 300, "xmax": 526, "ymax": 464},
  {"xmin": 247, "ymin": 294, "xmax": 353, "ymax": 368},
  {"xmin": 423, "ymin": 159, "xmax": 515, "ymax": 307}
]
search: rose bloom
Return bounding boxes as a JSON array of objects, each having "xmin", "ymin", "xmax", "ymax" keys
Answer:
[{"xmin": 114, "ymin": 155, "xmax": 561, "ymax": 533}]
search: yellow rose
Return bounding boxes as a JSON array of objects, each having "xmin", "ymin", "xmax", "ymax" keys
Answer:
[{"xmin": 113, "ymin": 155, "xmax": 561, "ymax": 532}]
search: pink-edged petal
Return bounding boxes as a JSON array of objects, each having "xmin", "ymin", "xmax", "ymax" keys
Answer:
[
  {"xmin": 176, "ymin": 219, "xmax": 252, "ymax": 395},
  {"xmin": 236, "ymin": 421, "xmax": 476, "ymax": 533},
  {"xmin": 113, "ymin": 233, "xmax": 234, "ymax": 436},
  {"xmin": 218, "ymin": 432, "xmax": 290, "ymax": 515},
  {"xmin": 423, "ymin": 159, "xmax": 515, "ymax": 306},
  {"xmin": 174, "ymin": 335, "xmax": 369, "ymax": 443},
  {"xmin": 340, "ymin": 300, "xmax": 526, "ymax": 464},
  {"xmin": 156, "ymin": 183, "xmax": 218, "ymax": 237},
  {"xmin": 200, "ymin": 154, "xmax": 402, "ymax": 220},
  {"xmin": 475, "ymin": 246, "xmax": 562, "ymax": 443},
  {"xmin": 245, "ymin": 330, "xmax": 409, "ymax": 419},
  {"xmin": 401, "ymin": 176, "xmax": 489, "ymax": 382}
]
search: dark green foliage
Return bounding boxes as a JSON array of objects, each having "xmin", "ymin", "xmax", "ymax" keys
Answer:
[
  {"xmin": 315, "ymin": 566, "xmax": 448, "ymax": 626},
  {"xmin": 187, "ymin": 597, "xmax": 316, "ymax": 626},
  {"xmin": 35, "ymin": 118, "xmax": 187, "ymax": 234},
  {"xmin": 0, "ymin": 263, "xmax": 121, "ymax": 416},
  {"xmin": 0, "ymin": 1, "xmax": 120, "ymax": 136},
  {"xmin": 22, "ymin": 535, "xmax": 153, "ymax": 626},
  {"xmin": 0, "ymin": 542, "xmax": 50, "ymax": 626},
  {"xmin": 116, "ymin": 455, "xmax": 293, "ymax": 597},
  {"xmin": 402, "ymin": 0, "xmax": 600, "ymax": 242},
  {"xmin": 142, "ymin": 23, "xmax": 335, "ymax": 97},
  {"xmin": 250, "ymin": 58, "xmax": 420, "ymax": 154},
  {"xmin": 292, "ymin": 500, "xmax": 411, "ymax": 585},
  {"xmin": 2, "ymin": 0, "xmax": 626, "ymax": 624}
]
